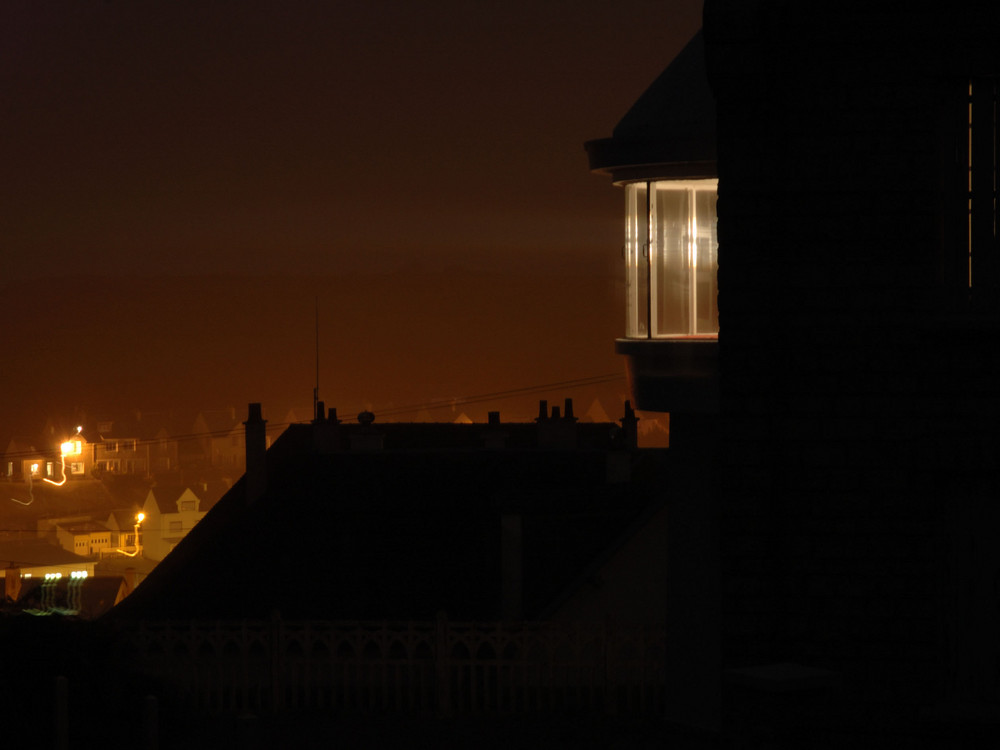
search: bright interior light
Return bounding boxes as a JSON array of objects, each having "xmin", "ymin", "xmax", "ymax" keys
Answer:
[{"xmin": 624, "ymin": 178, "xmax": 719, "ymax": 338}]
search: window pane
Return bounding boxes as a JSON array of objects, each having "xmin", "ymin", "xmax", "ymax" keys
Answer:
[
  {"xmin": 651, "ymin": 186, "xmax": 691, "ymax": 336},
  {"xmin": 625, "ymin": 183, "xmax": 649, "ymax": 337},
  {"xmin": 694, "ymin": 188, "xmax": 719, "ymax": 334}
]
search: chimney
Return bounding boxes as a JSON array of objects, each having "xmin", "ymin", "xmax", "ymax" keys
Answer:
[
  {"xmin": 483, "ymin": 412, "xmax": 508, "ymax": 449},
  {"xmin": 536, "ymin": 400, "xmax": 548, "ymax": 422},
  {"xmin": 243, "ymin": 403, "xmax": 267, "ymax": 504},
  {"xmin": 349, "ymin": 410, "xmax": 384, "ymax": 451},
  {"xmin": 313, "ymin": 404, "xmax": 342, "ymax": 454},
  {"xmin": 537, "ymin": 396, "xmax": 579, "ymax": 449},
  {"xmin": 564, "ymin": 398, "xmax": 577, "ymax": 422},
  {"xmin": 5, "ymin": 567, "xmax": 21, "ymax": 603},
  {"xmin": 620, "ymin": 400, "xmax": 639, "ymax": 450}
]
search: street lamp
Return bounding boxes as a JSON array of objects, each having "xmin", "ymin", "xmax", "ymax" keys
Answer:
[{"xmin": 117, "ymin": 512, "xmax": 145, "ymax": 557}]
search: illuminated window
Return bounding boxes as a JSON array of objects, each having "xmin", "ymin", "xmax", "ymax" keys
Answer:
[
  {"xmin": 30, "ymin": 463, "xmax": 39, "ymax": 475},
  {"xmin": 624, "ymin": 179, "xmax": 719, "ymax": 338},
  {"xmin": 45, "ymin": 462, "xmax": 53, "ymax": 477},
  {"xmin": 70, "ymin": 462, "xmax": 85, "ymax": 475},
  {"xmin": 61, "ymin": 440, "xmax": 82, "ymax": 456},
  {"xmin": 965, "ymin": 77, "xmax": 999, "ymax": 294}
]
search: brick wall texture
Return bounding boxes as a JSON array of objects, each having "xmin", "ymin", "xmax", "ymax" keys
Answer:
[{"xmin": 706, "ymin": 0, "xmax": 1000, "ymax": 720}]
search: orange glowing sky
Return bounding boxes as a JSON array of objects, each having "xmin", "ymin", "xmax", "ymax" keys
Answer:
[{"xmin": 1, "ymin": 1, "xmax": 701, "ymax": 438}]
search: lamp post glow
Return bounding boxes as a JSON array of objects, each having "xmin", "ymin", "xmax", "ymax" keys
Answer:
[
  {"xmin": 117, "ymin": 512, "xmax": 145, "ymax": 557},
  {"xmin": 134, "ymin": 513, "xmax": 145, "ymax": 556}
]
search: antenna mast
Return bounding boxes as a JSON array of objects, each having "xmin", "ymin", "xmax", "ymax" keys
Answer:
[{"xmin": 313, "ymin": 297, "xmax": 320, "ymax": 420}]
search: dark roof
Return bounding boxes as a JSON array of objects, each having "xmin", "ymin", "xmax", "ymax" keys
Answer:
[
  {"xmin": 194, "ymin": 408, "xmax": 243, "ymax": 435},
  {"xmin": 56, "ymin": 520, "xmax": 110, "ymax": 535},
  {"xmin": 586, "ymin": 30, "xmax": 716, "ymax": 181},
  {"xmin": 0, "ymin": 539, "xmax": 86, "ymax": 568},
  {"xmin": 14, "ymin": 576, "xmax": 127, "ymax": 619},
  {"xmin": 110, "ymin": 420, "xmax": 667, "ymax": 622},
  {"xmin": 106, "ymin": 508, "xmax": 141, "ymax": 530},
  {"xmin": 145, "ymin": 485, "xmax": 201, "ymax": 514}
]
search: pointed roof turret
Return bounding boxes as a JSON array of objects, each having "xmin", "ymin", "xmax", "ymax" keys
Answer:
[{"xmin": 585, "ymin": 30, "xmax": 716, "ymax": 183}]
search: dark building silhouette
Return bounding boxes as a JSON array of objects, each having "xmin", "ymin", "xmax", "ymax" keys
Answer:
[
  {"xmin": 111, "ymin": 402, "xmax": 662, "ymax": 623},
  {"xmin": 589, "ymin": 2, "xmax": 1000, "ymax": 742}
]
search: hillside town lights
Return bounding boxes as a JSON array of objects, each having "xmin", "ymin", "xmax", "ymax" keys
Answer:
[{"xmin": 625, "ymin": 179, "xmax": 718, "ymax": 339}]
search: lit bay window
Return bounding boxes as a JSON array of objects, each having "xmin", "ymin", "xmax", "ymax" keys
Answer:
[
  {"xmin": 625, "ymin": 179, "xmax": 718, "ymax": 339},
  {"xmin": 585, "ymin": 29, "xmax": 719, "ymax": 412}
]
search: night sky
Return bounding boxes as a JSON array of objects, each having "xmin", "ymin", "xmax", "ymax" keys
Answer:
[{"xmin": 1, "ymin": 1, "xmax": 701, "ymax": 440}]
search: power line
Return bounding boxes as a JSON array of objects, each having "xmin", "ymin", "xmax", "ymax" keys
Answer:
[{"xmin": 1, "ymin": 372, "xmax": 627, "ymax": 460}]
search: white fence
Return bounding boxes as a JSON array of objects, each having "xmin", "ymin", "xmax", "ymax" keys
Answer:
[{"xmin": 119, "ymin": 616, "xmax": 667, "ymax": 717}]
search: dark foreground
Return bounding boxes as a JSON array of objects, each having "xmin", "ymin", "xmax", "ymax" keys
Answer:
[{"xmin": 154, "ymin": 712, "xmax": 998, "ymax": 750}]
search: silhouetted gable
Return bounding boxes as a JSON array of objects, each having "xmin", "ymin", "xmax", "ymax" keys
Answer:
[
  {"xmin": 110, "ymin": 420, "xmax": 664, "ymax": 622},
  {"xmin": 145, "ymin": 485, "xmax": 193, "ymax": 514}
]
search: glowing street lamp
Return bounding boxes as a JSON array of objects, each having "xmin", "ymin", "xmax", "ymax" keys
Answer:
[{"xmin": 117, "ymin": 512, "xmax": 145, "ymax": 557}]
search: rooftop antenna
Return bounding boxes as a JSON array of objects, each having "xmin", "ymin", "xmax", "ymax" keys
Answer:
[{"xmin": 313, "ymin": 296, "xmax": 320, "ymax": 420}]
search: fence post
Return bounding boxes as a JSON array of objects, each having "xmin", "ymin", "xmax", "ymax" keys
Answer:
[
  {"xmin": 54, "ymin": 675, "xmax": 68, "ymax": 750},
  {"xmin": 142, "ymin": 694, "xmax": 158, "ymax": 750},
  {"xmin": 270, "ymin": 610, "xmax": 284, "ymax": 714},
  {"xmin": 602, "ymin": 617, "xmax": 616, "ymax": 716},
  {"xmin": 435, "ymin": 612, "xmax": 451, "ymax": 716}
]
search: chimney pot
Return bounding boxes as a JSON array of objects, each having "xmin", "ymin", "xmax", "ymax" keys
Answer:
[
  {"xmin": 564, "ymin": 398, "xmax": 577, "ymax": 422},
  {"xmin": 536, "ymin": 400, "xmax": 548, "ymax": 422},
  {"xmin": 243, "ymin": 403, "xmax": 267, "ymax": 504}
]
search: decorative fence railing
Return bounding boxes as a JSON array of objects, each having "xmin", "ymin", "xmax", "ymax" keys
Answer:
[{"xmin": 117, "ymin": 616, "xmax": 667, "ymax": 718}]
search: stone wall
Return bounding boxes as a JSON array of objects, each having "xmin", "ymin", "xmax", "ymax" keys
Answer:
[{"xmin": 706, "ymin": 1, "xmax": 1000, "ymax": 723}]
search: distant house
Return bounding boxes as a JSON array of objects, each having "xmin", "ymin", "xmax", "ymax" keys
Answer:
[
  {"xmin": 55, "ymin": 520, "xmax": 114, "ymax": 557},
  {"xmin": 0, "ymin": 539, "xmax": 96, "ymax": 584},
  {"xmin": 148, "ymin": 424, "xmax": 179, "ymax": 476},
  {"xmin": 4, "ymin": 430, "xmax": 96, "ymax": 484},
  {"xmin": 191, "ymin": 407, "xmax": 245, "ymax": 472},
  {"xmin": 2, "ymin": 437, "xmax": 42, "ymax": 482},
  {"xmin": 94, "ymin": 418, "xmax": 147, "ymax": 477},
  {"xmin": 139, "ymin": 485, "xmax": 207, "ymax": 562}
]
